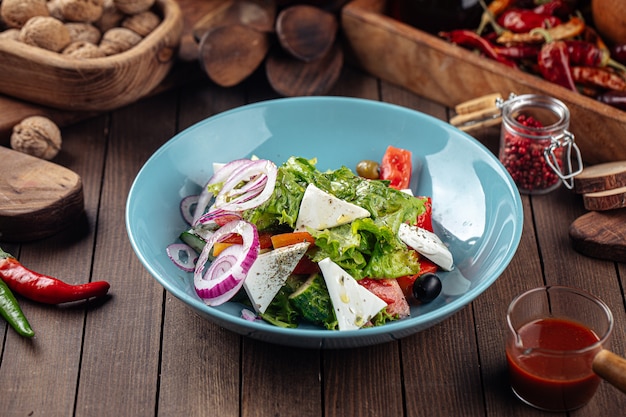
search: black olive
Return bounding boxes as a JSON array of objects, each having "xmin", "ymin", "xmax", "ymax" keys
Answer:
[
  {"xmin": 356, "ymin": 160, "xmax": 380, "ymax": 179},
  {"xmin": 413, "ymin": 273, "xmax": 442, "ymax": 303}
]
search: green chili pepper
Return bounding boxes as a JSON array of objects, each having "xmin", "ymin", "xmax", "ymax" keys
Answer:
[{"xmin": 0, "ymin": 277, "xmax": 34, "ymax": 338}]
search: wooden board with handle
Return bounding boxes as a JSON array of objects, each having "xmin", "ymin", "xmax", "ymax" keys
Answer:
[{"xmin": 0, "ymin": 146, "xmax": 83, "ymax": 242}]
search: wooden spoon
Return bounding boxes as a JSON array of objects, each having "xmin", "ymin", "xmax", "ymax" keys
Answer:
[
  {"xmin": 0, "ymin": 146, "xmax": 83, "ymax": 242},
  {"xmin": 198, "ymin": 24, "xmax": 271, "ymax": 87},
  {"xmin": 275, "ymin": 4, "xmax": 338, "ymax": 62},
  {"xmin": 265, "ymin": 42, "xmax": 343, "ymax": 96},
  {"xmin": 593, "ymin": 349, "xmax": 626, "ymax": 394}
]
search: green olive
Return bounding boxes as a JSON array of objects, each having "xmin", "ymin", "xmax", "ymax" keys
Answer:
[{"xmin": 356, "ymin": 160, "xmax": 380, "ymax": 179}]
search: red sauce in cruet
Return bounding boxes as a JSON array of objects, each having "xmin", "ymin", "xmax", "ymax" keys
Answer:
[{"xmin": 506, "ymin": 317, "xmax": 602, "ymax": 411}]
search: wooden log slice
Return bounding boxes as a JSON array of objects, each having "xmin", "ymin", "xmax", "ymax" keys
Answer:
[
  {"xmin": 198, "ymin": 24, "xmax": 270, "ymax": 87},
  {"xmin": 582, "ymin": 186, "xmax": 626, "ymax": 211},
  {"xmin": 0, "ymin": 147, "xmax": 84, "ymax": 242},
  {"xmin": 574, "ymin": 161, "xmax": 626, "ymax": 194},
  {"xmin": 265, "ymin": 42, "xmax": 343, "ymax": 96},
  {"xmin": 276, "ymin": 4, "xmax": 338, "ymax": 62},
  {"xmin": 569, "ymin": 209, "xmax": 626, "ymax": 262}
]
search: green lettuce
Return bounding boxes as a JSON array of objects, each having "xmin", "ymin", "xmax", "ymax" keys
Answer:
[{"xmin": 244, "ymin": 156, "xmax": 425, "ymax": 280}]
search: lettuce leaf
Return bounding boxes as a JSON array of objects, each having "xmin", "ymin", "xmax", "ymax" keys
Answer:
[{"xmin": 243, "ymin": 156, "xmax": 426, "ymax": 280}]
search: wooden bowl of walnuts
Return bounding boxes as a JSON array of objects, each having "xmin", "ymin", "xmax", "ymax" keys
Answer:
[{"xmin": 0, "ymin": 0, "xmax": 183, "ymax": 111}]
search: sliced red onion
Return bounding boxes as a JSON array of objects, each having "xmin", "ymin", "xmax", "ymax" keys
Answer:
[
  {"xmin": 192, "ymin": 159, "xmax": 273, "ymax": 224},
  {"xmin": 195, "ymin": 207, "xmax": 242, "ymax": 227},
  {"xmin": 194, "ymin": 220, "xmax": 259, "ymax": 306},
  {"xmin": 166, "ymin": 243, "xmax": 198, "ymax": 272},
  {"xmin": 213, "ymin": 159, "xmax": 277, "ymax": 212},
  {"xmin": 192, "ymin": 186, "xmax": 212, "ymax": 225},
  {"xmin": 180, "ymin": 195, "xmax": 199, "ymax": 225},
  {"xmin": 241, "ymin": 308, "xmax": 259, "ymax": 322}
]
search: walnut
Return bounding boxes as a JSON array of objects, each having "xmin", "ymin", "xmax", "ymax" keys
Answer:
[
  {"xmin": 94, "ymin": 0, "xmax": 124, "ymax": 32},
  {"xmin": 99, "ymin": 26, "xmax": 141, "ymax": 55},
  {"xmin": 65, "ymin": 22, "xmax": 101, "ymax": 44},
  {"xmin": 121, "ymin": 10, "xmax": 160, "ymax": 37},
  {"xmin": 113, "ymin": 0, "xmax": 155, "ymax": 15},
  {"xmin": 10, "ymin": 116, "xmax": 62, "ymax": 160},
  {"xmin": 57, "ymin": 0, "xmax": 104, "ymax": 23},
  {"xmin": 19, "ymin": 16, "xmax": 71, "ymax": 52},
  {"xmin": 0, "ymin": 28, "xmax": 20, "ymax": 40},
  {"xmin": 63, "ymin": 40, "xmax": 105, "ymax": 58},
  {"xmin": 47, "ymin": 0, "xmax": 64, "ymax": 20},
  {"xmin": 1, "ymin": 0, "xmax": 49, "ymax": 29}
]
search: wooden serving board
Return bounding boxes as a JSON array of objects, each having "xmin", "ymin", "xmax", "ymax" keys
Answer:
[
  {"xmin": 0, "ymin": 146, "xmax": 83, "ymax": 242},
  {"xmin": 569, "ymin": 209, "xmax": 626, "ymax": 262}
]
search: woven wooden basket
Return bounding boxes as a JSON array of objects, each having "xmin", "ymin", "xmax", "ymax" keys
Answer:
[{"xmin": 0, "ymin": 0, "xmax": 183, "ymax": 111}]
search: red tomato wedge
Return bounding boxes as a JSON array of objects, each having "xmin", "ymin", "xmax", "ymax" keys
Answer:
[
  {"xmin": 292, "ymin": 255, "xmax": 320, "ymax": 275},
  {"xmin": 416, "ymin": 196, "xmax": 433, "ymax": 232},
  {"xmin": 380, "ymin": 145, "xmax": 412, "ymax": 190},
  {"xmin": 359, "ymin": 278, "xmax": 410, "ymax": 318},
  {"xmin": 396, "ymin": 259, "xmax": 439, "ymax": 300}
]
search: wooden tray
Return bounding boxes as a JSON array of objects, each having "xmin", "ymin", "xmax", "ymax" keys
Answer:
[
  {"xmin": 0, "ymin": 0, "xmax": 183, "ymax": 112},
  {"xmin": 341, "ymin": 0, "xmax": 626, "ymax": 164}
]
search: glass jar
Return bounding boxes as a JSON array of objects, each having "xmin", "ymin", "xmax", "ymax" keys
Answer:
[{"xmin": 498, "ymin": 94, "xmax": 582, "ymax": 195}]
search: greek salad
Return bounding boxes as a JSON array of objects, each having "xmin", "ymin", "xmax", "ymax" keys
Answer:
[{"xmin": 167, "ymin": 146, "xmax": 454, "ymax": 331}]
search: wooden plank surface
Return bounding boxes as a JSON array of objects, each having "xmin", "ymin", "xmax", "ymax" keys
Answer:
[{"xmin": 1, "ymin": 62, "xmax": 626, "ymax": 417}]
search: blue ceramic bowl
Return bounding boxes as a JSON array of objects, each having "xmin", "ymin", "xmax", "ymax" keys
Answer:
[{"xmin": 126, "ymin": 97, "xmax": 523, "ymax": 349}]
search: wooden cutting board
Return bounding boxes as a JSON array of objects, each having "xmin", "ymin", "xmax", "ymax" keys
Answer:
[
  {"xmin": 0, "ymin": 146, "xmax": 83, "ymax": 242},
  {"xmin": 569, "ymin": 209, "xmax": 626, "ymax": 262}
]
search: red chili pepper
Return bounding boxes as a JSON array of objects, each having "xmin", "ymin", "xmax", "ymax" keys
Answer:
[
  {"xmin": 495, "ymin": 44, "xmax": 541, "ymax": 60},
  {"xmin": 533, "ymin": 0, "xmax": 572, "ymax": 19},
  {"xmin": 610, "ymin": 44, "xmax": 626, "ymax": 66},
  {"xmin": 477, "ymin": 0, "xmax": 515, "ymax": 34},
  {"xmin": 571, "ymin": 67, "xmax": 626, "ymax": 92},
  {"xmin": 564, "ymin": 40, "xmax": 609, "ymax": 67},
  {"xmin": 537, "ymin": 40, "xmax": 577, "ymax": 91},
  {"xmin": 597, "ymin": 90, "xmax": 626, "ymax": 110},
  {"xmin": 440, "ymin": 30, "xmax": 517, "ymax": 67},
  {"xmin": 0, "ymin": 248, "xmax": 111, "ymax": 304},
  {"xmin": 497, "ymin": 9, "xmax": 561, "ymax": 33}
]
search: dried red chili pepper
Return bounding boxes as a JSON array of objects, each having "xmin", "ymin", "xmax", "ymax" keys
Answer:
[
  {"xmin": 0, "ymin": 248, "xmax": 111, "ymax": 304},
  {"xmin": 495, "ymin": 44, "xmax": 541, "ymax": 59},
  {"xmin": 477, "ymin": 0, "xmax": 515, "ymax": 34},
  {"xmin": 571, "ymin": 67, "xmax": 626, "ymax": 92},
  {"xmin": 565, "ymin": 40, "xmax": 610, "ymax": 67},
  {"xmin": 497, "ymin": 9, "xmax": 561, "ymax": 33},
  {"xmin": 533, "ymin": 0, "xmax": 572, "ymax": 19},
  {"xmin": 496, "ymin": 16, "xmax": 585, "ymax": 44},
  {"xmin": 597, "ymin": 90, "xmax": 626, "ymax": 110},
  {"xmin": 537, "ymin": 40, "xmax": 577, "ymax": 91},
  {"xmin": 440, "ymin": 29, "xmax": 517, "ymax": 67},
  {"xmin": 610, "ymin": 44, "xmax": 626, "ymax": 66}
]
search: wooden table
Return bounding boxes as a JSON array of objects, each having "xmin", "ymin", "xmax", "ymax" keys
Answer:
[{"xmin": 1, "ymin": 64, "xmax": 625, "ymax": 417}]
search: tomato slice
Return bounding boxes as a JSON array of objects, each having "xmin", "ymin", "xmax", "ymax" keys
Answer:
[
  {"xmin": 396, "ymin": 259, "xmax": 439, "ymax": 300},
  {"xmin": 292, "ymin": 255, "xmax": 320, "ymax": 275},
  {"xmin": 380, "ymin": 145, "xmax": 412, "ymax": 190},
  {"xmin": 415, "ymin": 196, "xmax": 433, "ymax": 232},
  {"xmin": 220, "ymin": 231, "xmax": 273, "ymax": 249}
]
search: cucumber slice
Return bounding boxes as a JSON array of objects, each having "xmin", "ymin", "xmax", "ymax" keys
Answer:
[{"xmin": 289, "ymin": 273, "xmax": 335, "ymax": 327}]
